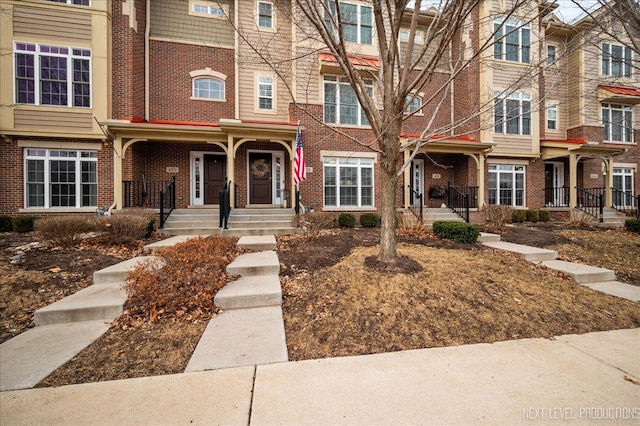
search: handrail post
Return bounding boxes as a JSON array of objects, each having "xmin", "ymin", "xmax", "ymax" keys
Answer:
[
  {"xmin": 159, "ymin": 190, "xmax": 165, "ymax": 229},
  {"xmin": 295, "ymin": 187, "xmax": 300, "ymax": 214}
]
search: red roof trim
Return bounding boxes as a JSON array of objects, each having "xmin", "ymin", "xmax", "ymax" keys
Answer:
[
  {"xmin": 148, "ymin": 119, "xmax": 220, "ymax": 127},
  {"xmin": 542, "ymin": 138, "xmax": 586, "ymax": 144},
  {"xmin": 319, "ymin": 52, "xmax": 380, "ymax": 68},
  {"xmin": 400, "ymin": 132, "xmax": 477, "ymax": 142},
  {"xmin": 600, "ymin": 85, "xmax": 640, "ymax": 97}
]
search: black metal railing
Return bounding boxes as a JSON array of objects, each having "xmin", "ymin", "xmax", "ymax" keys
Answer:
[
  {"xmin": 450, "ymin": 185, "xmax": 479, "ymax": 208},
  {"xmin": 159, "ymin": 176, "xmax": 176, "ymax": 228},
  {"xmin": 576, "ymin": 187, "xmax": 603, "ymax": 220},
  {"xmin": 407, "ymin": 185, "xmax": 423, "ymax": 222},
  {"xmin": 123, "ymin": 179, "xmax": 174, "ymax": 208},
  {"xmin": 612, "ymin": 188, "xmax": 639, "ymax": 218},
  {"xmin": 219, "ymin": 180, "xmax": 231, "ymax": 229},
  {"xmin": 543, "ymin": 186, "xmax": 570, "ymax": 208},
  {"xmin": 447, "ymin": 183, "xmax": 470, "ymax": 223}
]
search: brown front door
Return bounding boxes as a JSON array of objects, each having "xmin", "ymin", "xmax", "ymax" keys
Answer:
[
  {"xmin": 249, "ymin": 152, "xmax": 272, "ymax": 204},
  {"xmin": 204, "ymin": 155, "xmax": 226, "ymax": 204}
]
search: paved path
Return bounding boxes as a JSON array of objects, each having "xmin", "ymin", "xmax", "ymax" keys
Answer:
[{"xmin": 1, "ymin": 328, "xmax": 638, "ymax": 425}]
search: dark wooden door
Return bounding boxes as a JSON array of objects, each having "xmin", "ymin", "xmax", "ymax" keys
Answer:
[
  {"xmin": 249, "ymin": 152, "xmax": 272, "ymax": 204},
  {"xmin": 204, "ymin": 155, "xmax": 226, "ymax": 204}
]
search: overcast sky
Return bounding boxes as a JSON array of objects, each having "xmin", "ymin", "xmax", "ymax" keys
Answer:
[{"xmin": 553, "ymin": 0, "xmax": 600, "ymax": 23}]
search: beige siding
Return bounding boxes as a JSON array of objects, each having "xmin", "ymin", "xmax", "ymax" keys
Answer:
[
  {"xmin": 566, "ymin": 48, "xmax": 581, "ymax": 129},
  {"xmin": 237, "ymin": 0, "xmax": 293, "ymax": 122},
  {"xmin": 491, "ymin": 135, "xmax": 533, "ymax": 154},
  {"xmin": 544, "ymin": 35, "xmax": 569, "ymax": 137},
  {"xmin": 150, "ymin": 0, "xmax": 234, "ymax": 48},
  {"xmin": 14, "ymin": 109, "xmax": 93, "ymax": 131},
  {"xmin": 13, "ymin": 5, "xmax": 91, "ymax": 43}
]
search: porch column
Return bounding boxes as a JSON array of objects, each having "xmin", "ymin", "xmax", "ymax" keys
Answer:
[
  {"xmin": 477, "ymin": 153, "xmax": 486, "ymax": 209},
  {"xmin": 569, "ymin": 153, "xmax": 578, "ymax": 207},
  {"xmin": 403, "ymin": 149, "xmax": 411, "ymax": 208},
  {"xmin": 227, "ymin": 135, "xmax": 235, "ymax": 208},
  {"xmin": 604, "ymin": 157, "xmax": 614, "ymax": 207},
  {"xmin": 112, "ymin": 136, "xmax": 123, "ymax": 210},
  {"xmin": 291, "ymin": 138, "xmax": 296, "ymax": 210}
]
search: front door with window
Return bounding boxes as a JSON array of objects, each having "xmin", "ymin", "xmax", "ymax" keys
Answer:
[
  {"xmin": 411, "ymin": 159, "xmax": 424, "ymax": 205},
  {"xmin": 544, "ymin": 162, "xmax": 565, "ymax": 206},
  {"xmin": 249, "ymin": 152, "xmax": 272, "ymax": 204},
  {"xmin": 204, "ymin": 155, "xmax": 226, "ymax": 204}
]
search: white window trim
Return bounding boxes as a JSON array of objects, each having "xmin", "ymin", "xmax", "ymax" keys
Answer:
[
  {"xmin": 14, "ymin": 42, "xmax": 92, "ymax": 108},
  {"xmin": 602, "ymin": 103, "xmax": 633, "ymax": 143},
  {"xmin": 257, "ymin": 1, "xmax": 275, "ymax": 30},
  {"xmin": 405, "ymin": 91, "xmax": 424, "ymax": 116},
  {"xmin": 493, "ymin": 17, "xmax": 531, "ymax": 64},
  {"xmin": 601, "ymin": 41, "xmax": 633, "ymax": 78},
  {"xmin": 23, "ymin": 148, "xmax": 98, "ymax": 209},
  {"xmin": 323, "ymin": 75, "xmax": 373, "ymax": 127},
  {"xmin": 189, "ymin": 68, "xmax": 227, "ymax": 102},
  {"xmin": 256, "ymin": 73, "xmax": 276, "ymax": 114},
  {"xmin": 399, "ymin": 28, "xmax": 424, "ymax": 44},
  {"xmin": 493, "ymin": 90, "xmax": 532, "ymax": 136},
  {"xmin": 546, "ymin": 101, "xmax": 558, "ymax": 131},
  {"xmin": 547, "ymin": 44, "xmax": 557, "ymax": 65},
  {"xmin": 189, "ymin": 0, "xmax": 228, "ymax": 19},
  {"xmin": 45, "ymin": 0, "xmax": 91, "ymax": 6},
  {"xmin": 325, "ymin": 2, "xmax": 374, "ymax": 46},
  {"xmin": 488, "ymin": 164, "xmax": 526, "ymax": 208},
  {"xmin": 322, "ymin": 154, "xmax": 376, "ymax": 210}
]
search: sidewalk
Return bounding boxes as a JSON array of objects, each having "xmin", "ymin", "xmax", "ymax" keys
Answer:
[{"xmin": 1, "ymin": 328, "xmax": 638, "ymax": 425}]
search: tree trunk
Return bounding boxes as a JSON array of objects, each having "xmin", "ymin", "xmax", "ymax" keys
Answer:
[{"xmin": 378, "ymin": 165, "xmax": 398, "ymax": 263}]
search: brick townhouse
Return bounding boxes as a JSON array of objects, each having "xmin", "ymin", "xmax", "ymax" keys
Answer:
[{"xmin": 0, "ymin": 0, "xmax": 638, "ymax": 228}]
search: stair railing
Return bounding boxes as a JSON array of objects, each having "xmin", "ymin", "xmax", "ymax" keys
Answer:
[
  {"xmin": 219, "ymin": 180, "xmax": 231, "ymax": 229},
  {"xmin": 295, "ymin": 187, "xmax": 301, "ymax": 214},
  {"xmin": 407, "ymin": 185, "xmax": 423, "ymax": 222},
  {"xmin": 611, "ymin": 188, "xmax": 639, "ymax": 218},
  {"xmin": 575, "ymin": 187, "xmax": 603, "ymax": 221},
  {"xmin": 159, "ymin": 176, "xmax": 176, "ymax": 229},
  {"xmin": 447, "ymin": 183, "xmax": 470, "ymax": 223}
]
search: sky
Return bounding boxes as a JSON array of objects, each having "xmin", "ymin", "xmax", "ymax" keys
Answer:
[{"xmin": 553, "ymin": 0, "xmax": 600, "ymax": 23}]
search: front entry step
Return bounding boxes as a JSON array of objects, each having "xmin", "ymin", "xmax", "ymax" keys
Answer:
[
  {"xmin": 482, "ymin": 241, "xmax": 558, "ymax": 262},
  {"xmin": 541, "ymin": 260, "xmax": 616, "ymax": 283}
]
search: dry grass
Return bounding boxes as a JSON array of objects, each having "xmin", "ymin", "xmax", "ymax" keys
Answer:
[{"xmin": 282, "ymin": 243, "xmax": 640, "ymax": 361}]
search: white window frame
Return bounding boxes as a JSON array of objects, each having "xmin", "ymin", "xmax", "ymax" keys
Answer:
[
  {"xmin": 493, "ymin": 18, "xmax": 530, "ymax": 64},
  {"xmin": 46, "ymin": 0, "xmax": 90, "ymax": 6},
  {"xmin": 601, "ymin": 42, "xmax": 632, "ymax": 77},
  {"xmin": 257, "ymin": 1, "xmax": 274, "ymax": 29},
  {"xmin": 14, "ymin": 42, "xmax": 92, "ymax": 108},
  {"xmin": 257, "ymin": 74, "xmax": 275, "ymax": 112},
  {"xmin": 323, "ymin": 75, "xmax": 373, "ymax": 126},
  {"xmin": 189, "ymin": 0, "xmax": 228, "ymax": 19},
  {"xmin": 488, "ymin": 164, "xmax": 526, "ymax": 208},
  {"xmin": 399, "ymin": 28, "xmax": 424, "ymax": 44},
  {"xmin": 547, "ymin": 44, "xmax": 557, "ymax": 65},
  {"xmin": 405, "ymin": 92, "xmax": 423, "ymax": 116},
  {"xmin": 494, "ymin": 91, "xmax": 532, "ymax": 136},
  {"xmin": 323, "ymin": 156, "xmax": 374, "ymax": 208},
  {"xmin": 24, "ymin": 148, "xmax": 98, "ymax": 209},
  {"xmin": 546, "ymin": 102, "xmax": 558, "ymax": 131},
  {"xmin": 324, "ymin": 1, "xmax": 373, "ymax": 46},
  {"xmin": 602, "ymin": 103, "xmax": 633, "ymax": 143}
]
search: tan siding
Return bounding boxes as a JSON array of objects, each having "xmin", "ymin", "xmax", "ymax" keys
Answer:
[
  {"xmin": 13, "ymin": 5, "xmax": 91, "ymax": 43},
  {"xmin": 150, "ymin": 0, "xmax": 234, "ymax": 47},
  {"xmin": 566, "ymin": 48, "xmax": 581, "ymax": 129},
  {"xmin": 544, "ymin": 35, "xmax": 569, "ymax": 137},
  {"xmin": 14, "ymin": 110, "xmax": 93, "ymax": 131},
  {"xmin": 492, "ymin": 135, "xmax": 533, "ymax": 154}
]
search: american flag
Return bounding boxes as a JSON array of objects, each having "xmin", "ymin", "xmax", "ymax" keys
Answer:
[{"xmin": 294, "ymin": 123, "xmax": 306, "ymax": 184}]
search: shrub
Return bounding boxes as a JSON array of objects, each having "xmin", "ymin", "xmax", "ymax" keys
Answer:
[
  {"xmin": 338, "ymin": 213, "xmax": 356, "ymax": 228},
  {"xmin": 432, "ymin": 221, "xmax": 480, "ymax": 244},
  {"xmin": 360, "ymin": 213, "xmax": 380, "ymax": 228},
  {"xmin": 625, "ymin": 218, "xmax": 640, "ymax": 234},
  {"xmin": 512, "ymin": 210, "xmax": 527, "ymax": 223},
  {"xmin": 100, "ymin": 210, "xmax": 155, "ymax": 245},
  {"xmin": 294, "ymin": 211, "xmax": 336, "ymax": 237},
  {"xmin": 568, "ymin": 210, "xmax": 595, "ymax": 227},
  {"xmin": 35, "ymin": 215, "xmax": 98, "ymax": 246},
  {"xmin": 538, "ymin": 210, "xmax": 551, "ymax": 222},
  {"xmin": 525, "ymin": 209, "xmax": 540, "ymax": 223},
  {"xmin": 483, "ymin": 205, "xmax": 513, "ymax": 228},
  {"xmin": 12, "ymin": 215, "xmax": 37, "ymax": 233},
  {"xmin": 119, "ymin": 236, "xmax": 244, "ymax": 325},
  {"xmin": 0, "ymin": 216, "xmax": 12, "ymax": 232}
]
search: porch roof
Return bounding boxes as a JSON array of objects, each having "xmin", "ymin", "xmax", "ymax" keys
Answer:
[
  {"xmin": 402, "ymin": 137, "xmax": 495, "ymax": 155},
  {"xmin": 541, "ymin": 140, "xmax": 627, "ymax": 160},
  {"xmin": 598, "ymin": 85, "xmax": 640, "ymax": 105}
]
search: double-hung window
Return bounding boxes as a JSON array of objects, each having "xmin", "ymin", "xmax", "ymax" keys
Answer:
[
  {"xmin": 25, "ymin": 149, "xmax": 97, "ymax": 208},
  {"xmin": 324, "ymin": 76, "xmax": 372, "ymax": 126},
  {"xmin": 488, "ymin": 165, "xmax": 525, "ymax": 207},
  {"xmin": 602, "ymin": 103, "xmax": 633, "ymax": 142},
  {"xmin": 546, "ymin": 102, "xmax": 557, "ymax": 131},
  {"xmin": 324, "ymin": 2, "xmax": 372, "ymax": 45},
  {"xmin": 494, "ymin": 91, "xmax": 531, "ymax": 135},
  {"xmin": 257, "ymin": 1, "xmax": 274, "ymax": 28},
  {"xmin": 257, "ymin": 75, "xmax": 274, "ymax": 110},
  {"xmin": 547, "ymin": 45, "xmax": 557, "ymax": 65},
  {"xmin": 323, "ymin": 157, "xmax": 374, "ymax": 208},
  {"xmin": 493, "ymin": 18, "xmax": 530, "ymax": 63},
  {"xmin": 15, "ymin": 42, "xmax": 91, "ymax": 108},
  {"xmin": 601, "ymin": 42, "xmax": 632, "ymax": 77}
]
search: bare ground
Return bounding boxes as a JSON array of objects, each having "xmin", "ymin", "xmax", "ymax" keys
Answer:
[{"xmin": 1, "ymin": 223, "xmax": 638, "ymax": 387}]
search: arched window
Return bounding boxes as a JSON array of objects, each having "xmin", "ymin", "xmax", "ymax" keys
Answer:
[{"xmin": 190, "ymin": 68, "xmax": 227, "ymax": 101}]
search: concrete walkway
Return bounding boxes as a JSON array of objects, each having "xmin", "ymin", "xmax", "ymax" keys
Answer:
[
  {"xmin": 1, "ymin": 328, "xmax": 638, "ymax": 425},
  {"xmin": 481, "ymin": 233, "xmax": 640, "ymax": 302}
]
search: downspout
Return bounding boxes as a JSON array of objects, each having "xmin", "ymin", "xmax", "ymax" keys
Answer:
[
  {"xmin": 145, "ymin": 0, "xmax": 151, "ymax": 121},
  {"xmin": 234, "ymin": 0, "xmax": 239, "ymax": 120}
]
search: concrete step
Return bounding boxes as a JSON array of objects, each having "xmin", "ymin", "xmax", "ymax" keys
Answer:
[
  {"xmin": 214, "ymin": 275, "xmax": 282, "ymax": 309},
  {"xmin": 0, "ymin": 321, "xmax": 111, "ymax": 391},
  {"xmin": 582, "ymin": 281, "xmax": 640, "ymax": 302},
  {"xmin": 541, "ymin": 260, "xmax": 616, "ymax": 284},
  {"xmin": 226, "ymin": 220, "xmax": 293, "ymax": 229},
  {"xmin": 162, "ymin": 220, "xmax": 219, "ymax": 228},
  {"xmin": 237, "ymin": 235, "xmax": 277, "ymax": 251},
  {"xmin": 229, "ymin": 214, "xmax": 294, "ymax": 222},
  {"xmin": 93, "ymin": 256, "xmax": 159, "ymax": 284},
  {"xmin": 226, "ymin": 251, "xmax": 280, "ymax": 276},
  {"xmin": 221, "ymin": 228, "xmax": 297, "ymax": 237},
  {"xmin": 184, "ymin": 306, "xmax": 288, "ymax": 372},
  {"xmin": 477, "ymin": 232, "xmax": 501, "ymax": 243},
  {"xmin": 174, "ymin": 207, "xmax": 220, "ymax": 215},
  {"xmin": 34, "ymin": 283, "xmax": 126, "ymax": 326},
  {"xmin": 143, "ymin": 235, "xmax": 205, "ymax": 253},
  {"xmin": 158, "ymin": 227, "xmax": 221, "ymax": 236},
  {"xmin": 234, "ymin": 208, "xmax": 294, "ymax": 215},
  {"xmin": 482, "ymin": 241, "xmax": 558, "ymax": 262}
]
